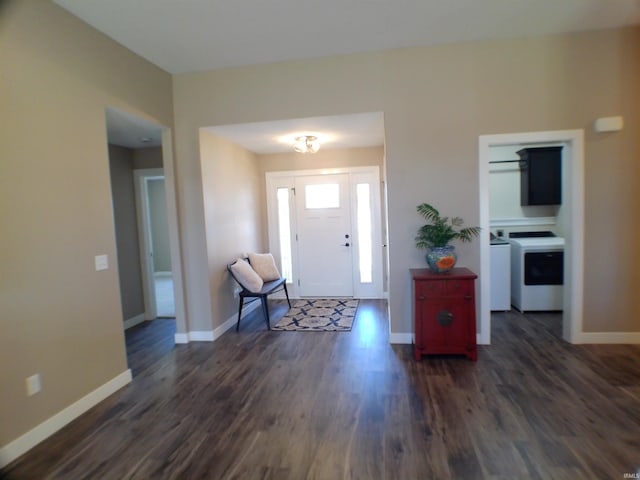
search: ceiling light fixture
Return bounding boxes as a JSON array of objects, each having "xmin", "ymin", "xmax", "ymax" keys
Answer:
[{"xmin": 293, "ymin": 135, "xmax": 320, "ymax": 154}]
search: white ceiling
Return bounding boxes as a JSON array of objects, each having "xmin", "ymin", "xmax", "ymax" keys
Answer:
[
  {"xmin": 105, "ymin": 108, "xmax": 163, "ymax": 148},
  {"xmin": 206, "ymin": 113, "xmax": 385, "ymax": 154},
  {"xmin": 76, "ymin": 0, "xmax": 638, "ymax": 152},
  {"xmin": 54, "ymin": 0, "xmax": 639, "ymax": 75}
]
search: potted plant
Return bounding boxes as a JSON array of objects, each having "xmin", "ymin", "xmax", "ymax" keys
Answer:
[{"xmin": 415, "ymin": 203, "xmax": 480, "ymax": 273}]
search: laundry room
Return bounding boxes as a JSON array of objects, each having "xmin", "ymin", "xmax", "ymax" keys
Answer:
[{"xmin": 488, "ymin": 143, "xmax": 566, "ymax": 313}]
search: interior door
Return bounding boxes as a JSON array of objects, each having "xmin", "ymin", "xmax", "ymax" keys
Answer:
[{"xmin": 295, "ymin": 174, "xmax": 353, "ymax": 297}]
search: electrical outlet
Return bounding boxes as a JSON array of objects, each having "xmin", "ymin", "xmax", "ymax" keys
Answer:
[{"xmin": 26, "ymin": 374, "xmax": 41, "ymax": 396}]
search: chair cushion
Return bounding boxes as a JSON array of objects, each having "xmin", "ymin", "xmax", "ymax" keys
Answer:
[
  {"xmin": 248, "ymin": 253, "xmax": 281, "ymax": 282},
  {"xmin": 230, "ymin": 258, "xmax": 264, "ymax": 292}
]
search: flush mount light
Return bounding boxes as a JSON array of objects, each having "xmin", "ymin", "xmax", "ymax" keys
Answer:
[
  {"xmin": 139, "ymin": 137, "xmax": 152, "ymax": 143},
  {"xmin": 293, "ymin": 135, "xmax": 320, "ymax": 154}
]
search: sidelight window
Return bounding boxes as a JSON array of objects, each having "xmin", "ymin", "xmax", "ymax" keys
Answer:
[
  {"xmin": 276, "ymin": 187, "xmax": 293, "ymax": 281},
  {"xmin": 356, "ymin": 183, "xmax": 373, "ymax": 284}
]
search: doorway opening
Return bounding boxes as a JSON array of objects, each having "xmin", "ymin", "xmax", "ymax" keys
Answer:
[
  {"xmin": 266, "ymin": 166, "xmax": 385, "ymax": 299},
  {"xmin": 478, "ymin": 130, "xmax": 585, "ymax": 345},
  {"xmin": 106, "ymin": 107, "xmax": 187, "ymax": 364},
  {"xmin": 134, "ymin": 169, "xmax": 175, "ymax": 318}
]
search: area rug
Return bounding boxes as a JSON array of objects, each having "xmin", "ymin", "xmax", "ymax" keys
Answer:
[{"xmin": 272, "ymin": 298, "xmax": 359, "ymax": 332}]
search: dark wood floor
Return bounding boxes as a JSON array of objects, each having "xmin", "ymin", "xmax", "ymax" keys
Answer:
[{"xmin": 3, "ymin": 301, "xmax": 640, "ymax": 479}]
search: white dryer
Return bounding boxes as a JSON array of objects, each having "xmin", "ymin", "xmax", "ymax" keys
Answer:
[{"xmin": 509, "ymin": 234, "xmax": 564, "ymax": 312}]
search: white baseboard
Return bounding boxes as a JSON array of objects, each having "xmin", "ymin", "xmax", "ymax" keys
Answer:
[
  {"xmin": 477, "ymin": 332, "xmax": 490, "ymax": 345},
  {"xmin": 174, "ymin": 332, "xmax": 189, "ymax": 344},
  {"xmin": 0, "ymin": 369, "xmax": 132, "ymax": 469},
  {"xmin": 389, "ymin": 332, "xmax": 413, "ymax": 344},
  {"xmin": 188, "ymin": 330, "xmax": 214, "ymax": 341},
  {"xmin": 212, "ymin": 315, "xmax": 237, "ymax": 340},
  {"xmin": 576, "ymin": 331, "xmax": 640, "ymax": 344},
  {"xmin": 123, "ymin": 313, "xmax": 146, "ymax": 330},
  {"xmin": 173, "ymin": 301, "xmax": 260, "ymax": 344}
]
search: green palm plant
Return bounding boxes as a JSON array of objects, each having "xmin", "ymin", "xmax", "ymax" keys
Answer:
[{"xmin": 415, "ymin": 203, "xmax": 480, "ymax": 249}]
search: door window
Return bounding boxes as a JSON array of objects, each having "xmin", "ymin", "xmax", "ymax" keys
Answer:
[{"xmin": 304, "ymin": 184, "xmax": 340, "ymax": 209}]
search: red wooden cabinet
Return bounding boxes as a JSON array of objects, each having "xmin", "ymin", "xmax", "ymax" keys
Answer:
[{"xmin": 411, "ymin": 267, "xmax": 478, "ymax": 361}]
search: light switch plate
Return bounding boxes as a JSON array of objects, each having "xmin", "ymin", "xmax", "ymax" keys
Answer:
[
  {"xmin": 26, "ymin": 374, "xmax": 41, "ymax": 396},
  {"xmin": 95, "ymin": 254, "xmax": 109, "ymax": 271}
]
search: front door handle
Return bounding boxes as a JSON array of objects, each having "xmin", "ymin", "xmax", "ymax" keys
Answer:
[{"xmin": 342, "ymin": 243, "xmax": 350, "ymax": 247}]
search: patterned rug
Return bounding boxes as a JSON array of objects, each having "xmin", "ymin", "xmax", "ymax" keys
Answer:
[{"xmin": 272, "ymin": 298, "xmax": 359, "ymax": 332}]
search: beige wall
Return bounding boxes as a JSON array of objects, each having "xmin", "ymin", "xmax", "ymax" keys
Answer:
[
  {"xmin": 0, "ymin": 1, "xmax": 173, "ymax": 446},
  {"xmin": 173, "ymin": 26, "xmax": 640, "ymax": 338},
  {"xmin": 257, "ymin": 145, "xmax": 384, "ymax": 173},
  {"xmin": 108, "ymin": 145, "xmax": 145, "ymax": 321},
  {"xmin": 199, "ymin": 131, "xmax": 265, "ymax": 330},
  {"xmin": 133, "ymin": 146, "xmax": 164, "ymax": 170}
]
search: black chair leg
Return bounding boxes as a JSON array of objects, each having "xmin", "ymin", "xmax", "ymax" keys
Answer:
[
  {"xmin": 261, "ymin": 296, "xmax": 271, "ymax": 330},
  {"xmin": 236, "ymin": 297, "xmax": 244, "ymax": 331},
  {"xmin": 283, "ymin": 282, "xmax": 291, "ymax": 308}
]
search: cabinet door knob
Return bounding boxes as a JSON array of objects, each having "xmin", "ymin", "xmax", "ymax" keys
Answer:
[
  {"xmin": 437, "ymin": 310, "xmax": 454, "ymax": 327},
  {"xmin": 464, "ymin": 295, "xmax": 471, "ymax": 300},
  {"xmin": 418, "ymin": 295, "xmax": 425, "ymax": 300}
]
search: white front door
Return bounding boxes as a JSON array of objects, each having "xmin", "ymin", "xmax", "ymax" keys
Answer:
[{"xmin": 295, "ymin": 174, "xmax": 354, "ymax": 297}]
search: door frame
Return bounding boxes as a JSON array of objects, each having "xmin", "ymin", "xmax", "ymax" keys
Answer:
[
  {"xmin": 478, "ymin": 129, "xmax": 585, "ymax": 344},
  {"xmin": 266, "ymin": 166, "xmax": 385, "ymax": 299},
  {"xmin": 134, "ymin": 168, "xmax": 165, "ymax": 320}
]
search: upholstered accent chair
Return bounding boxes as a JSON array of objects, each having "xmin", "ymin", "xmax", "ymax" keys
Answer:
[{"xmin": 227, "ymin": 256, "xmax": 291, "ymax": 330}]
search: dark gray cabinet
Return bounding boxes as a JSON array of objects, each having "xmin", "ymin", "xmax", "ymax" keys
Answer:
[{"xmin": 517, "ymin": 146, "xmax": 562, "ymax": 205}]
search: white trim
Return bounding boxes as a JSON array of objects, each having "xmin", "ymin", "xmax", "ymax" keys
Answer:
[
  {"xmin": 0, "ymin": 370, "xmax": 132, "ymax": 468},
  {"xmin": 173, "ymin": 301, "xmax": 260, "ymax": 343},
  {"xmin": 479, "ymin": 129, "xmax": 585, "ymax": 345},
  {"xmin": 576, "ymin": 332, "xmax": 640, "ymax": 344},
  {"xmin": 266, "ymin": 166, "xmax": 385, "ymax": 299},
  {"xmin": 212, "ymin": 315, "xmax": 237, "ymax": 339},
  {"xmin": 188, "ymin": 331, "xmax": 215, "ymax": 342},
  {"xmin": 210, "ymin": 301, "xmax": 262, "ymax": 339},
  {"xmin": 389, "ymin": 332, "xmax": 413, "ymax": 344},
  {"xmin": 174, "ymin": 332, "xmax": 189, "ymax": 344},
  {"xmin": 489, "ymin": 217, "xmax": 557, "ymax": 228},
  {"xmin": 477, "ymin": 333, "xmax": 488, "ymax": 345},
  {"xmin": 160, "ymin": 129, "xmax": 188, "ymax": 345},
  {"xmin": 134, "ymin": 168, "xmax": 163, "ymax": 321},
  {"xmin": 123, "ymin": 313, "xmax": 145, "ymax": 330}
]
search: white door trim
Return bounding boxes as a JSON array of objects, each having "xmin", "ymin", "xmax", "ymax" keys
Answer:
[
  {"xmin": 478, "ymin": 129, "xmax": 585, "ymax": 345},
  {"xmin": 160, "ymin": 130, "xmax": 187, "ymax": 339},
  {"xmin": 266, "ymin": 166, "xmax": 384, "ymax": 299},
  {"xmin": 134, "ymin": 168, "xmax": 163, "ymax": 320}
]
